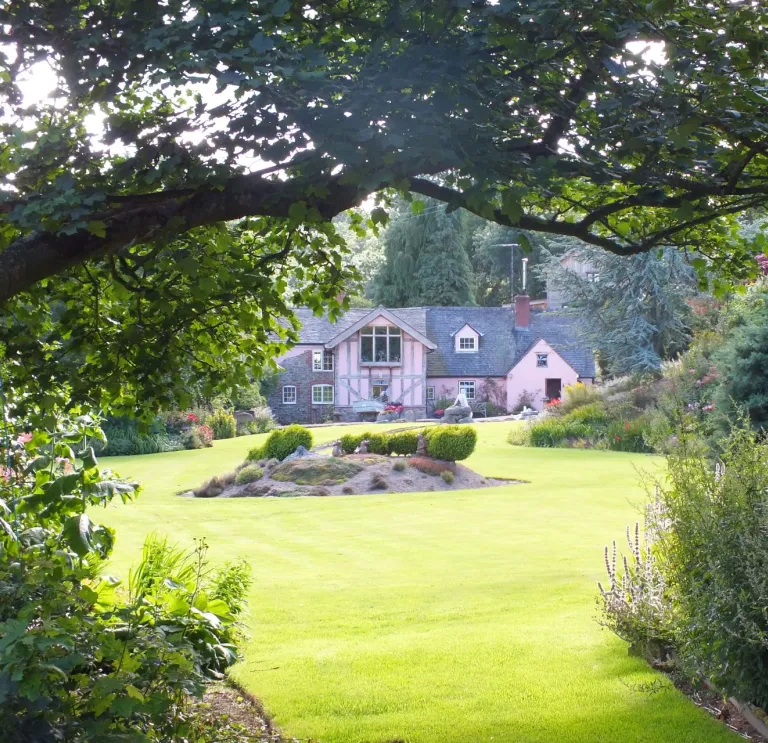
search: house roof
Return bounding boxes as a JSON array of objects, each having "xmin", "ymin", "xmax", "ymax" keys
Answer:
[
  {"xmin": 324, "ymin": 307, "xmax": 436, "ymax": 350},
  {"xmin": 290, "ymin": 306, "xmax": 595, "ymax": 378}
]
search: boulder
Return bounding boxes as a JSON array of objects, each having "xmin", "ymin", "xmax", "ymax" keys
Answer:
[
  {"xmin": 442, "ymin": 403, "xmax": 473, "ymax": 424},
  {"xmin": 283, "ymin": 445, "xmax": 313, "ymax": 462},
  {"xmin": 403, "ymin": 409, "xmax": 417, "ymax": 422}
]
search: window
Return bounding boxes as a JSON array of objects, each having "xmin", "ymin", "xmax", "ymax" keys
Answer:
[
  {"xmin": 536, "ymin": 353, "xmax": 548, "ymax": 368},
  {"xmin": 458, "ymin": 336, "xmax": 476, "ymax": 352},
  {"xmin": 372, "ymin": 379, "xmax": 389, "ymax": 398},
  {"xmin": 360, "ymin": 325, "xmax": 402, "ymax": 363},
  {"xmin": 313, "ymin": 350, "xmax": 334, "ymax": 371},
  {"xmin": 458, "ymin": 380, "xmax": 476, "ymax": 400},
  {"xmin": 426, "ymin": 386, "xmax": 435, "ymax": 401},
  {"xmin": 585, "ymin": 271, "xmax": 599, "ymax": 283},
  {"xmin": 312, "ymin": 384, "xmax": 334, "ymax": 404},
  {"xmin": 282, "ymin": 386, "xmax": 297, "ymax": 404}
]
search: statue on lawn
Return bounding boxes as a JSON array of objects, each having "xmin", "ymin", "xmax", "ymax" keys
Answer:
[{"xmin": 442, "ymin": 392, "xmax": 473, "ymax": 424}]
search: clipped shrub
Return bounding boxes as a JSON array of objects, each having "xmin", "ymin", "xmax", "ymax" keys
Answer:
[
  {"xmin": 387, "ymin": 430, "xmax": 419, "ymax": 455},
  {"xmin": 259, "ymin": 424, "xmax": 313, "ymax": 461},
  {"xmin": 426, "ymin": 425, "xmax": 477, "ymax": 461},
  {"xmin": 209, "ymin": 409, "xmax": 237, "ymax": 439},
  {"xmin": 339, "ymin": 431, "xmax": 372, "ymax": 454},
  {"xmin": 440, "ymin": 470, "xmax": 454, "ymax": 484},
  {"xmin": 366, "ymin": 432, "xmax": 389, "ymax": 455},
  {"xmin": 246, "ymin": 445, "xmax": 264, "ymax": 461},
  {"xmin": 235, "ymin": 464, "xmax": 264, "ymax": 485},
  {"xmin": 392, "ymin": 460, "xmax": 407, "ymax": 472}
]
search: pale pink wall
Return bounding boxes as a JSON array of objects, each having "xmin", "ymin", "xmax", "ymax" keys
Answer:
[
  {"xmin": 427, "ymin": 377, "xmax": 507, "ymax": 408},
  {"xmin": 506, "ymin": 339, "xmax": 579, "ymax": 410},
  {"xmin": 333, "ymin": 314, "xmax": 427, "ymax": 408}
]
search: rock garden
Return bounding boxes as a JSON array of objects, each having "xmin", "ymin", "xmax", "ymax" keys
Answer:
[{"xmin": 182, "ymin": 424, "xmax": 517, "ymax": 498}]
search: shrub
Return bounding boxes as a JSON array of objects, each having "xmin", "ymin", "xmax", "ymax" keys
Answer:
[
  {"xmin": 606, "ymin": 418, "xmax": 653, "ymax": 453},
  {"xmin": 210, "ymin": 559, "xmax": 252, "ymax": 616},
  {"xmin": 597, "ymin": 500, "xmax": 673, "ymax": 655},
  {"xmin": 425, "ymin": 425, "xmax": 477, "ymax": 461},
  {"xmin": 528, "ymin": 418, "xmax": 590, "ymax": 448},
  {"xmin": 184, "ymin": 424, "xmax": 214, "ymax": 449},
  {"xmin": 339, "ymin": 431, "xmax": 371, "ymax": 454},
  {"xmin": 433, "ymin": 397, "xmax": 455, "ymax": 411},
  {"xmin": 392, "ymin": 460, "xmax": 406, "ymax": 472},
  {"xmin": 440, "ymin": 470, "xmax": 454, "ymax": 484},
  {"xmin": 560, "ymin": 382, "xmax": 601, "ymax": 413},
  {"xmin": 270, "ymin": 458, "xmax": 363, "ymax": 485},
  {"xmin": 507, "ymin": 424, "xmax": 532, "ymax": 446},
  {"xmin": 565, "ymin": 402, "xmax": 610, "ymax": 427},
  {"xmin": 259, "ymin": 424, "xmax": 313, "ymax": 461},
  {"xmin": 235, "ymin": 465, "xmax": 264, "ymax": 485},
  {"xmin": 655, "ymin": 426, "xmax": 768, "ymax": 706},
  {"xmin": 370, "ymin": 473, "xmax": 389, "ymax": 490},
  {"xmin": 511, "ymin": 389, "xmax": 536, "ymax": 414},
  {"xmin": 193, "ymin": 472, "xmax": 236, "ymax": 497},
  {"xmin": 409, "ymin": 456, "xmax": 455, "ymax": 476},
  {"xmin": 387, "ymin": 430, "xmax": 419, "ymax": 455},
  {"xmin": 246, "ymin": 444, "xmax": 264, "ymax": 461},
  {"xmin": 366, "ymin": 432, "xmax": 389, "ymax": 455},
  {"xmin": 209, "ymin": 409, "xmax": 237, "ymax": 439}
]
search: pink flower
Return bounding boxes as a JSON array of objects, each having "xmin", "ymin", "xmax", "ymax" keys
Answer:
[{"xmin": 15, "ymin": 432, "xmax": 32, "ymax": 445}]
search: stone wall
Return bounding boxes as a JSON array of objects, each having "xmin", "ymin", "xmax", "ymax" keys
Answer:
[{"xmin": 268, "ymin": 350, "xmax": 335, "ymax": 424}]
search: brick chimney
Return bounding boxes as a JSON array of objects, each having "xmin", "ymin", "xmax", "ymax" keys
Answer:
[{"xmin": 514, "ymin": 294, "xmax": 530, "ymax": 329}]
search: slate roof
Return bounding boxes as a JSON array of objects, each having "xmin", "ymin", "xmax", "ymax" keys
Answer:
[{"xmin": 291, "ymin": 306, "xmax": 595, "ymax": 378}]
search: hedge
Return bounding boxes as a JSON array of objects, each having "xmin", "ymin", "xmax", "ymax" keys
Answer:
[
  {"xmin": 247, "ymin": 424, "xmax": 313, "ymax": 461},
  {"xmin": 425, "ymin": 425, "xmax": 477, "ymax": 461},
  {"xmin": 339, "ymin": 431, "xmax": 372, "ymax": 454},
  {"xmin": 387, "ymin": 430, "xmax": 419, "ymax": 455}
]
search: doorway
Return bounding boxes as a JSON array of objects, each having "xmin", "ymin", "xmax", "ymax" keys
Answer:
[{"xmin": 545, "ymin": 378, "xmax": 562, "ymax": 400}]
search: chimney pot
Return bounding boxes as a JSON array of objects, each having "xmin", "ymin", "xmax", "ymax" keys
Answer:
[{"xmin": 514, "ymin": 294, "xmax": 530, "ymax": 329}]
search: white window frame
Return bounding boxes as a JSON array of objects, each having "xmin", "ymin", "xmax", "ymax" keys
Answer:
[
  {"xmin": 458, "ymin": 380, "xmax": 476, "ymax": 400},
  {"xmin": 372, "ymin": 379, "xmax": 389, "ymax": 398},
  {"xmin": 282, "ymin": 385, "xmax": 297, "ymax": 404},
  {"xmin": 312, "ymin": 350, "xmax": 334, "ymax": 371},
  {"xmin": 312, "ymin": 384, "xmax": 334, "ymax": 404},
  {"xmin": 458, "ymin": 336, "xmax": 476, "ymax": 352},
  {"xmin": 426, "ymin": 385, "xmax": 435, "ymax": 401},
  {"xmin": 536, "ymin": 353, "xmax": 548, "ymax": 368},
  {"xmin": 359, "ymin": 325, "xmax": 402, "ymax": 364}
]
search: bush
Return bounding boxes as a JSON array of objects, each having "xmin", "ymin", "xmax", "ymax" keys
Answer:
[
  {"xmin": 440, "ymin": 470, "xmax": 454, "ymax": 484},
  {"xmin": 370, "ymin": 473, "xmax": 389, "ymax": 490},
  {"xmin": 426, "ymin": 425, "xmax": 477, "ymax": 461},
  {"xmin": 257, "ymin": 424, "xmax": 313, "ymax": 461},
  {"xmin": 433, "ymin": 397, "xmax": 454, "ymax": 412},
  {"xmin": 511, "ymin": 390, "xmax": 536, "ymax": 414},
  {"xmin": 339, "ymin": 431, "xmax": 371, "ymax": 454},
  {"xmin": 565, "ymin": 402, "xmax": 610, "ymax": 427},
  {"xmin": 184, "ymin": 423, "xmax": 214, "ymax": 449},
  {"xmin": 209, "ymin": 409, "xmax": 237, "ymax": 439},
  {"xmin": 606, "ymin": 418, "xmax": 653, "ymax": 453},
  {"xmin": 528, "ymin": 418, "xmax": 591, "ymax": 448},
  {"xmin": 193, "ymin": 472, "xmax": 236, "ymax": 497},
  {"xmin": 507, "ymin": 424, "xmax": 532, "ymax": 446},
  {"xmin": 656, "ymin": 426, "xmax": 768, "ymax": 706},
  {"xmin": 235, "ymin": 464, "xmax": 264, "ymax": 484},
  {"xmin": 366, "ymin": 432, "xmax": 389, "ymax": 455},
  {"xmin": 409, "ymin": 456, "xmax": 455, "ymax": 476},
  {"xmin": 387, "ymin": 430, "xmax": 419, "ymax": 455},
  {"xmin": 560, "ymin": 381, "xmax": 601, "ymax": 414},
  {"xmin": 392, "ymin": 460, "xmax": 406, "ymax": 472}
]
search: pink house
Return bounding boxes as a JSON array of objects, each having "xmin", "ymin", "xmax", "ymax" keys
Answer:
[{"xmin": 267, "ymin": 297, "xmax": 595, "ymax": 424}]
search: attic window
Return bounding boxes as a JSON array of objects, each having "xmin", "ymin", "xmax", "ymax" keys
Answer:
[
  {"xmin": 360, "ymin": 325, "xmax": 401, "ymax": 363},
  {"xmin": 537, "ymin": 353, "xmax": 548, "ymax": 368},
  {"xmin": 458, "ymin": 336, "xmax": 476, "ymax": 352}
]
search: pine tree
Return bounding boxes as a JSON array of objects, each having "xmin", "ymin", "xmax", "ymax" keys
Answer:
[{"xmin": 545, "ymin": 248, "xmax": 697, "ymax": 375}]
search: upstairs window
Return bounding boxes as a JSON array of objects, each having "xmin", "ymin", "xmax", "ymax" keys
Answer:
[
  {"xmin": 313, "ymin": 350, "xmax": 334, "ymax": 371},
  {"xmin": 458, "ymin": 336, "xmax": 476, "ymax": 352},
  {"xmin": 360, "ymin": 325, "xmax": 402, "ymax": 363},
  {"xmin": 537, "ymin": 353, "xmax": 548, "ymax": 368}
]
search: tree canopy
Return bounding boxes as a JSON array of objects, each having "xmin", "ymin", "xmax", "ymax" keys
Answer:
[{"xmin": 3, "ymin": 0, "xmax": 768, "ymax": 409}]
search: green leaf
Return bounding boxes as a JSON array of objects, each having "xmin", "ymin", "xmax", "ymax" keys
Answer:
[
  {"xmin": 125, "ymin": 684, "xmax": 145, "ymax": 702},
  {"xmin": 62, "ymin": 513, "xmax": 94, "ymax": 557},
  {"xmin": 501, "ymin": 192, "xmax": 523, "ymax": 224},
  {"xmin": 86, "ymin": 221, "xmax": 107, "ymax": 238},
  {"xmin": 43, "ymin": 472, "xmax": 81, "ymax": 499},
  {"xmin": 80, "ymin": 446, "xmax": 98, "ymax": 471}
]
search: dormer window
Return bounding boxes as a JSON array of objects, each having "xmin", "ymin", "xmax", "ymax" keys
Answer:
[
  {"xmin": 360, "ymin": 325, "xmax": 402, "ymax": 364},
  {"xmin": 458, "ymin": 336, "xmax": 476, "ymax": 352},
  {"xmin": 537, "ymin": 353, "xmax": 548, "ymax": 368}
]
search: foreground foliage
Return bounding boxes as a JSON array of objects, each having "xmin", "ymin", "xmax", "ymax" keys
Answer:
[{"xmin": 0, "ymin": 409, "xmax": 251, "ymax": 742}]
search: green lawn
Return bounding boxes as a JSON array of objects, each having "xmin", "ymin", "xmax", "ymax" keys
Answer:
[{"xmin": 101, "ymin": 423, "xmax": 737, "ymax": 743}]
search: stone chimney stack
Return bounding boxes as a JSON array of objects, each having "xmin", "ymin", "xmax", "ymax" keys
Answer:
[{"xmin": 514, "ymin": 294, "xmax": 530, "ymax": 329}]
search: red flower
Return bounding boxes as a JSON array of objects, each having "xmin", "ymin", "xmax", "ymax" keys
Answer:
[
  {"xmin": 624, "ymin": 422, "xmax": 631, "ymax": 431},
  {"xmin": 186, "ymin": 413, "xmax": 198, "ymax": 423},
  {"xmin": 545, "ymin": 398, "xmax": 561, "ymax": 408}
]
